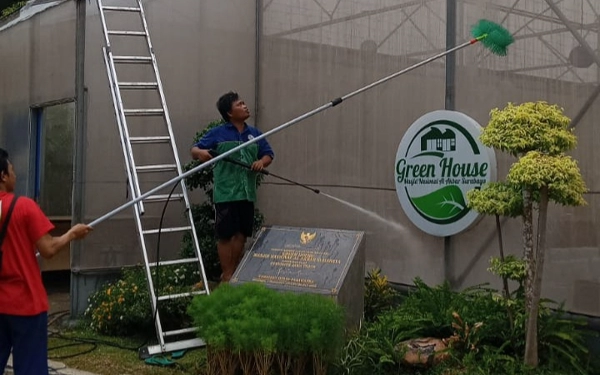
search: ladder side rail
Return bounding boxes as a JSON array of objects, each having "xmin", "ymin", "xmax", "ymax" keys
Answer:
[
  {"xmin": 98, "ymin": 0, "xmax": 145, "ymax": 213},
  {"xmin": 102, "ymin": 48, "xmax": 139, "ymax": 209},
  {"xmin": 136, "ymin": 0, "xmax": 211, "ymax": 292}
]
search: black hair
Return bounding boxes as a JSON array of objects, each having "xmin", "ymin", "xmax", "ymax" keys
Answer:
[
  {"xmin": 0, "ymin": 148, "xmax": 8, "ymax": 176},
  {"xmin": 216, "ymin": 91, "xmax": 239, "ymax": 122}
]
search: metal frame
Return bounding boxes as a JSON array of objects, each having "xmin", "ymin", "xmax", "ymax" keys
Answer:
[
  {"xmin": 259, "ymin": 0, "xmax": 600, "ymax": 286},
  {"xmin": 262, "ymin": 0, "xmax": 600, "ymax": 83}
]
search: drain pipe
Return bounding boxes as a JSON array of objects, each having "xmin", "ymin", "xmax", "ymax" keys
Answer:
[
  {"xmin": 71, "ymin": 0, "xmax": 87, "ymax": 318},
  {"xmin": 444, "ymin": 0, "xmax": 457, "ymax": 286},
  {"xmin": 254, "ymin": 0, "xmax": 262, "ymax": 124}
]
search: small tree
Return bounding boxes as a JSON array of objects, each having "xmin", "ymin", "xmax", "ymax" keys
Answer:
[
  {"xmin": 468, "ymin": 102, "xmax": 587, "ymax": 367},
  {"xmin": 467, "ymin": 182, "xmax": 523, "ymax": 332}
]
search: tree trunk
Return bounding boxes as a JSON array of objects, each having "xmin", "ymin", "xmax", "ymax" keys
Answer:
[
  {"xmin": 524, "ymin": 187, "xmax": 549, "ymax": 368},
  {"xmin": 496, "ymin": 214, "xmax": 514, "ymax": 332},
  {"xmin": 522, "ymin": 188, "xmax": 535, "ymax": 366},
  {"xmin": 522, "ymin": 189, "xmax": 535, "ymax": 311}
]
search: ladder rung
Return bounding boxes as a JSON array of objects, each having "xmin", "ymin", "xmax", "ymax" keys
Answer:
[
  {"xmin": 124, "ymin": 109, "xmax": 164, "ymax": 116},
  {"xmin": 130, "ymin": 136, "xmax": 171, "ymax": 144},
  {"xmin": 148, "ymin": 257, "xmax": 199, "ymax": 267},
  {"xmin": 163, "ymin": 327, "xmax": 197, "ymax": 337},
  {"xmin": 112, "ymin": 55, "xmax": 152, "ymax": 64},
  {"xmin": 119, "ymin": 82, "xmax": 158, "ymax": 90},
  {"xmin": 143, "ymin": 226, "xmax": 192, "ymax": 235},
  {"xmin": 157, "ymin": 290, "xmax": 207, "ymax": 301},
  {"xmin": 136, "ymin": 164, "xmax": 177, "ymax": 173},
  {"xmin": 144, "ymin": 194, "xmax": 184, "ymax": 203},
  {"xmin": 102, "ymin": 6, "xmax": 141, "ymax": 12},
  {"xmin": 108, "ymin": 30, "xmax": 147, "ymax": 36}
]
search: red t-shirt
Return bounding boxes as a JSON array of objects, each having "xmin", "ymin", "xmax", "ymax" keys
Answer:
[{"xmin": 0, "ymin": 192, "xmax": 54, "ymax": 316}]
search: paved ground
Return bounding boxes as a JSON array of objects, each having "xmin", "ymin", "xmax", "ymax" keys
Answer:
[
  {"xmin": 3, "ymin": 272, "xmax": 100, "ymax": 375},
  {"xmin": 4, "ymin": 356, "xmax": 99, "ymax": 375}
]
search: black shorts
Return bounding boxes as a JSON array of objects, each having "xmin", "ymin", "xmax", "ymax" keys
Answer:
[{"xmin": 214, "ymin": 200, "xmax": 255, "ymax": 240}]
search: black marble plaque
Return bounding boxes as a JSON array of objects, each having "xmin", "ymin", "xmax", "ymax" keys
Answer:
[{"xmin": 231, "ymin": 225, "xmax": 365, "ymax": 327}]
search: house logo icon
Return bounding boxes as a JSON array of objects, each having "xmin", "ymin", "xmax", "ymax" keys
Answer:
[{"xmin": 421, "ymin": 127, "xmax": 456, "ymax": 152}]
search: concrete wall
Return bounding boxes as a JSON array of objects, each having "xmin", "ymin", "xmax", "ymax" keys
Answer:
[
  {"xmin": 1, "ymin": 1, "xmax": 258, "ymax": 313},
  {"xmin": 256, "ymin": 37, "xmax": 600, "ymax": 316},
  {"xmin": 2, "ymin": 0, "xmax": 599, "ymax": 318},
  {"xmin": 0, "ymin": 1, "xmax": 76, "ymax": 193},
  {"xmin": 78, "ymin": 0, "xmax": 258, "ymax": 270},
  {"xmin": 0, "ymin": 0, "xmax": 76, "ymax": 271}
]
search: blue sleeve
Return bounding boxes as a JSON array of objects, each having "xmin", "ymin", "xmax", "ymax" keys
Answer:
[
  {"xmin": 194, "ymin": 127, "xmax": 218, "ymax": 150},
  {"xmin": 256, "ymin": 129, "xmax": 274, "ymax": 159}
]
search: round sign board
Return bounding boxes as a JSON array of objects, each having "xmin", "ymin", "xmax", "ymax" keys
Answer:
[{"xmin": 394, "ymin": 110, "xmax": 497, "ymax": 237}]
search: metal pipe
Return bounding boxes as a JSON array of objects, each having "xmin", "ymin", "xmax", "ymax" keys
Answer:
[
  {"xmin": 445, "ymin": 0, "xmax": 457, "ymax": 111},
  {"xmin": 569, "ymin": 84, "xmax": 600, "ymax": 129},
  {"xmin": 254, "ymin": 0, "xmax": 262, "ymax": 123},
  {"xmin": 444, "ymin": 0, "xmax": 457, "ymax": 286},
  {"xmin": 88, "ymin": 36, "xmax": 483, "ymax": 227},
  {"xmin": 71, "ymin": 0, "xmax": 87, "ymax": 318}
]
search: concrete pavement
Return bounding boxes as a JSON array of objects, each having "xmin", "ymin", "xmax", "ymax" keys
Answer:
[{"xmin": 4, "ymin": 355, "xmax": 99, "ymax": 375}]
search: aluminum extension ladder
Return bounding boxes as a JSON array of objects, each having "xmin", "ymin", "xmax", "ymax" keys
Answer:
[{"xmin": 96, "ymin": 0, "xmax": 209, "ymax": 357}]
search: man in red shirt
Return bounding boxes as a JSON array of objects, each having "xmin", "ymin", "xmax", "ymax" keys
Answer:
[{"xmin": 0, "ymin": 148, "xmax": 92, "ymax": 375}]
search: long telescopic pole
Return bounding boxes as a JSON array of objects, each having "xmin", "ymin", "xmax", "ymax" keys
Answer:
[{"xmin": 89, "ymin": 38, "xmax": 481, "ymax": 227}]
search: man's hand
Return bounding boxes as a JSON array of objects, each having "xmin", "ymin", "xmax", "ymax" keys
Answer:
[
  {"xmin": 251, "ymin": 155, "xmax": 273, "ymax": 172},
  {"xmin": 251, "ymin": 160, "xmax": 265, "ymax": 171},
  {"xmin": 191, "ymin": 147, "xmax": 213, "ymax": 162},
  {"xmin": 69, "ymin": 224, "xmax": 93, "ymax": 240}
]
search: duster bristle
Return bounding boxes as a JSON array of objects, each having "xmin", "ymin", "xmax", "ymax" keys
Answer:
[{"xmin": 471, "ymin": 19, "xmax": 514, "ymax": 56}]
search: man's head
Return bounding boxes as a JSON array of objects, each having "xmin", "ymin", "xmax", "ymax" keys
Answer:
[
  {"xmin": 0, "ymin": 148, "xmax": 16, "ymax": 193},
  {"xmin": 217, "ymin": 91, "xmax": 250, "ymax": 123}
]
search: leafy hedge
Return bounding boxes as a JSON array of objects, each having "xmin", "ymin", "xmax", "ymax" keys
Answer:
[{"xmin": 188, "ymin": 282, "xmax": 346, "ymax": 375}]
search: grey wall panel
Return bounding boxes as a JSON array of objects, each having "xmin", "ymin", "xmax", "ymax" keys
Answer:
[
  {"xmin": 0, "ymin": 1, "xmax": 76, "ymax": 195},
  {"xmin": 79, "ymin": 0, "xmax": 258, "ymax": 269},
  {"xmin": 257, "ymin": 33, "xmax": 600, "ymax": 314}
]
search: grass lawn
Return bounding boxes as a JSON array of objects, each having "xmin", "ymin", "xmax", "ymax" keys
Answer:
[{"xmin": 47, "ymin": 327, "xmax": 206, "ymax": 375}]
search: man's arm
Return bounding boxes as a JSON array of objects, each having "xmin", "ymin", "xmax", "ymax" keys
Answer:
[
  {"xmin": 36, "ymin": 224, "xmax": 92, "ymax": 259},
  {"xmin": 191, "ymin": 128, "xmax": 217, "ymax": 162},
  {"xmin": 191, "ymin": 147, "xmax": 213, "ymax": 162},
  {"xmin": 252, "ymin": 131, "xmax": 274, "ymax": 171}
]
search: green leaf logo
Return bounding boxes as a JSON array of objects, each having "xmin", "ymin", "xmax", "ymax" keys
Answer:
[
  {"xmin": 409, "ymin": 185, "xmax": 469, "ymax": 224},
  {"xmin": 395, "ymin": 110, "xmax": 497, "ymax": 236}
]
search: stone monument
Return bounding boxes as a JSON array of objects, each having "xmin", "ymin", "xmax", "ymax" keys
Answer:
[{"xmin": 231, "ymin": 225, "xmax": 365, "ymax": 328}]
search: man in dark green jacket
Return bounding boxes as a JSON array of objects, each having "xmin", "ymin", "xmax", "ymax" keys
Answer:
[{"xmin": 191, "ymin": 92, "xmax": 274, "ymax": 282}]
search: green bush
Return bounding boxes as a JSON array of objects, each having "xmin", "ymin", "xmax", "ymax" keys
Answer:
[
  {"xmin": 85, "ymin": 266, "xmax": 198, "ymax": 336},
  {"xmin": 1, "ymin": 1, "xmax": 26, "ymax": 19},
  {"xmin": 181, "ymin": 119, "xmax": 265, "ymax": 281},
  {"xmin": 333, "ymin": 274, "xmax": 598, "ymax": 375},
  {"xmin": 188, "ymin": 283, "xmax": 346, "ymax": 375}
]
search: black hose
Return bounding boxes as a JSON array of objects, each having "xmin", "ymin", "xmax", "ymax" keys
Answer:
[{"xmin": 208, "ymin": 150, "xmax": 320, "ymax": 194}]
